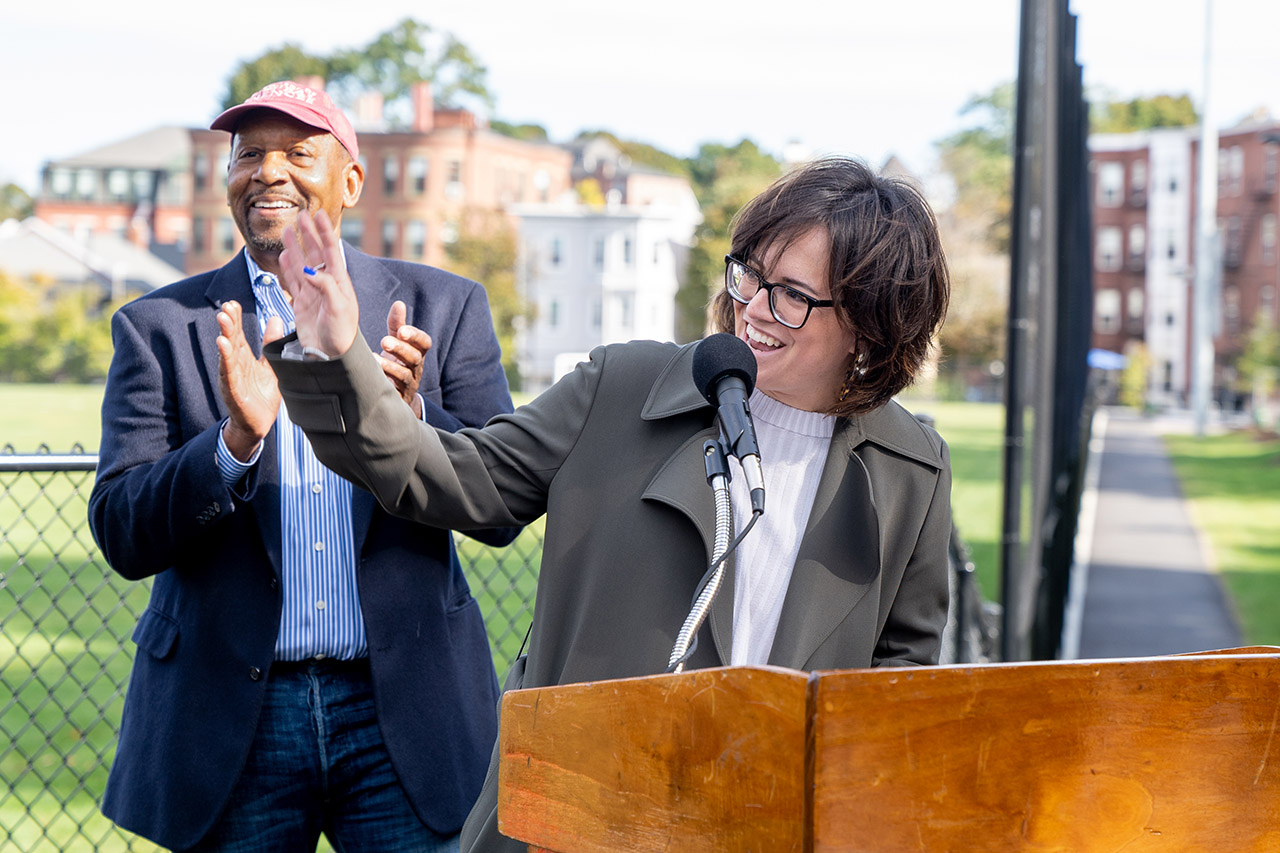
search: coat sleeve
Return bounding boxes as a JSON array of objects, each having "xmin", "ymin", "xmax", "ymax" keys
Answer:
[
  {"xmin": 268, "ymin": 335, "xmax": 602, "ymax": 532},
  {"xmin": 87, "ymin": 305, "xmax": 249, "ymax": 581},
  {"xmin": 872, "ymin": 440, "xmax": 953, "ymax": 667}
]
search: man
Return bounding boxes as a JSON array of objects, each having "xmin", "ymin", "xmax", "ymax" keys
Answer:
[{"xmin": 88, "ymin": 80, "xmax": 515, "ymax": 852}]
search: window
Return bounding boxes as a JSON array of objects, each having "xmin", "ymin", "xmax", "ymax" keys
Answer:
[
  {"xmin": 383, "ymin": 154, "xmax": 399, "ymax": 196},
  {"xmin": 1267, "ymin": 148, "xmax": 1278, "ymax": 193},
  {"xmin": 382, "ymin": 220, "xmax": 397, "ymax": 257},
  {"xmin": 76, "ymin": 168, "xmax": 97, "ymax": 200},
  {"xmin": 548, "ymin": 299, "xmax": 560, "ymax": 329},
  {"xmin": 219, "ymin": 218, "xmax": 237, "ymax": 253},
  {"xmin": 341, "ymin": 217, "xmax": 364, "ymax": 251},
  {"xmin": 1224, "ymin": 216, "xmax": 1243, "ymax": 267},
  {"xmin": 653, "ymin": 242, "xmax": 661, "ymax": 264},
  {"xmin": 1228, "ymin": 146, "xmax": 1244, "ymax": 195},
  {"xmin": 107, "ymin": 169, "xmax": 130, "ymax": 201},
  {"xmin": 1095, "ymin": 288, "xmax": 1120, "ymax": 334},
  {"xmin": 593, "ymin": 237, "xmax": 605, "ymax": 269},
  {"xmin": 618, "ymin": 293, "xmax": 634, "ymax": 329},
  {"xmin": 408, "ymin": 156, "xmax": 428, "ymax": 195},
  {"xmin": 1130, "ymin": 159, "xmax": 1147, "ymax": 192},
  {"xmin": 1126, "ymin": 288, "xmax": 1144, "ymax": 333},
  {"xmin": 1096, "ymin": 162, "xmax": 1124, "ymax": 207},
  {"xmin": 1262, "ymin": 286, "xmax": 1276, "ymax": 323},
  {"xmin": 1223, "ymin": 285, "xmax": 1241, "ymax": 333},
  {"xmin": 623, "ymin": 237, "xmax": 633, "ymax": 266},
  {"xmin": 591, "ymin": 299, "xmax": 602, "ymax": 329},
  {"xmin": 1263, "ymin": 214, "xmax": 1276, "ymax": 265},
  {"xmin": 1163, "ymin": 361, "xmax": 1173, "ymax": 393},
  {"xmin": 1127, "ymin": 224, "xmax": 1146, "ymax": 269},
  {"xmin": 406, "ymin": 220, "xmax": 426, "ymax": 259},
  {"xmin": 446, "ymin": 160, "xmax": 464, "ymax": 200},
  {"xmin": 194, "ymin": 151, "xmax": 210, "ymax": 193},
  {"xmin": 1095, "ymin": 226, "xmax": 1123, "ymax": 272},
  {"xmin": 48, "ymin": 168, "xmax": 72, "ymax": 198},
  {"xmin": 133, "ymin": 170, "xmax": 153, "ymax": 200},
  {"xmin": 550, "ymin": 237, "xmax": 562, "ymax": 267},
  {"xmin": 533, "ymin": 169, "xmax": 549, "ymax": 203},
  {"xmin": 192, "ymin": 216, "xmax": 206, "ymax": 254}
]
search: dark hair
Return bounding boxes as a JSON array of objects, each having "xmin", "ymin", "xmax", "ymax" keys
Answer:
[{"xmin": 712, "ymin": 156, "xmax": 949, "ymax": 417}]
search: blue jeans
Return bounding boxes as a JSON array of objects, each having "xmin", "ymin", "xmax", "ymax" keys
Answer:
[{"xmin": 184, "ymin": 658, "xmax": 458, "ymax": 853}]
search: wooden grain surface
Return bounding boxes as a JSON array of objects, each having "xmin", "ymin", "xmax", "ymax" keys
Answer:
[
  {"xmin": 498, "ymin": 666, "xmax": 809, "ymax": 852},
  {"xmin": 811, "ymin": 653, "xmax": 1280, "ymax": 851}
]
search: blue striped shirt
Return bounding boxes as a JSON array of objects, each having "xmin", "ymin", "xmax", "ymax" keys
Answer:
[{"xmin": 214, "ymin": 253, "xmax": 365, "ymax": 661}]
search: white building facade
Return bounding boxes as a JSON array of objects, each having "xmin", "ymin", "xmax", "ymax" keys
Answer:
[{"xmin": 512, "ymin": 197, "xmax": 700, "ymax": 392}]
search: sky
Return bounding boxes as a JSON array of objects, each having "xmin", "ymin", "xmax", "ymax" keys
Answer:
[{"xmin": 2, "ymin": 0, "xmax": 1279, "ymax": 197}]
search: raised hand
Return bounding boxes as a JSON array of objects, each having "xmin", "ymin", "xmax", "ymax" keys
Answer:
[
  {"xmin": 217, "ymin": 301, "xmax": 287, "ymax": 461},
  {"xmin": 278, "ymin": 209, "xmax": 360, "ymax": 358},
  {"xmin": 379, "ymin": 300, "xmax": 432, "ymax": 418}
]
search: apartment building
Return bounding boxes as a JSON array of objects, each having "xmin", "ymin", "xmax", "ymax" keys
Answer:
[
  {"xmin": 1089, "ymin": 119, "xmax": 1280, "ymax": 407},
  {"xmin": 37, "ymin": 81, "xmax": 574, "ymax": 277}
]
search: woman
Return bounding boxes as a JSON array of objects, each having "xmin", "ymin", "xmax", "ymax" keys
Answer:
[{"xmin": 265, "ymin": 155, "xmax": 951, "ymax": 852}]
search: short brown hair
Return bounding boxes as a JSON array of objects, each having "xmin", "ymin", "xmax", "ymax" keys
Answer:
[{"xmin": 712, "ymin": 157, "xmax": 949, "ymax": 416}]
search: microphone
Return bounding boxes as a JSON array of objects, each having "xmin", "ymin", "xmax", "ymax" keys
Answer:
[{"xmin": 692, "ymin": 333, "xmax": 765, "ymax": 514}]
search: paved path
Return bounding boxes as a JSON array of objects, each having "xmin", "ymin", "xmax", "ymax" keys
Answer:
[{"xmin": 1067, "ymin": 406, "xmax": 1243, "ymax": 659}]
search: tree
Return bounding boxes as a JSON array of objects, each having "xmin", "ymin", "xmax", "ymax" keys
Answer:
[
  {"xmin": 1091, "ymin": 93, "xmax": 1198, "ymax": 134},
  {"xmin": 444, "ymin": 211, "xmax": 531, "ymax": 390},
  {"xmin": 574, "ymin": 130, "xmax": 690, "ymax": 179},
  {"xmin": 676, "ymin": 140, "xmax": 781, "ymax": 341},
  {"xmin": 0, "ymin": 271, "xmax": 119, "ymax": 383},
  {"xmin": 223, "ymin": 44, "xmax": 332, "ymax": 109},
  {"xmin": 490, "ymin": 121, "xmax": 549, "ymax": 142},
  {"xmin": 1, "ymin": 182, "xmax": 33, "ymax": 222},
  {"xmin": 935, "ymin": 82, "xmax": 1015, "ymax": 254},
  {"xmin": 222, "ymin": 19, "xmax": 494, "ymax": 125}
]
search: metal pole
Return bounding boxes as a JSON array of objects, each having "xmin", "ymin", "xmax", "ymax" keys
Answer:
[{"xmin": 1191, "ymin": 0, "xmax": 1218, "ymax": 436}]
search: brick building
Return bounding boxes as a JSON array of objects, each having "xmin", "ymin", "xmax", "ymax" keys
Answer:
[
  {"xmin": 37, "ymin": 81, "xmax": 574, "ymax": 277},
  {"xmin": 1090, "ymin": 119, "xmax": 1280, "ymax": 408}
]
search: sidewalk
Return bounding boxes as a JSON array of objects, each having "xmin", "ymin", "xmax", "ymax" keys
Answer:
[{"xmin": 1064, "ymin": 406, "xmax": 1243, "ymax": 659}]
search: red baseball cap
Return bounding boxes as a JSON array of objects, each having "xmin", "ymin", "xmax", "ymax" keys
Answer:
[{"xmin": 211, "ymin": 80, "xmax": 359, "ymax": 161}]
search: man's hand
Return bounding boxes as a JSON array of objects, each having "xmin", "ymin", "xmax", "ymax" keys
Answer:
[
  {"xmin": 278, "ymin": 209, "xmax": 360, "ymax": 357},
  {"xmin": 217, "ymin": 301, "xmax": 286, "ymax": 461},
  {"xmin": 379, "ymin": 301, "xmax": 432, "ymax": 418}
]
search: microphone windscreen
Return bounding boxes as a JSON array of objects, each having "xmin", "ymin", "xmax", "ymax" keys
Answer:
[{"xmin": 692, "ymin": 333, "xmax": 757, "ymax": 404}]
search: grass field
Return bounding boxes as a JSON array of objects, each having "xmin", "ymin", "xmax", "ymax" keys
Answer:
[
  {"xmin": 1164, "ymin": 429, "xmax": 1280, "ymax": 645},
  {"xmin": 6, "ymin": 382, "xmax": 1274, "ymax": 850}
]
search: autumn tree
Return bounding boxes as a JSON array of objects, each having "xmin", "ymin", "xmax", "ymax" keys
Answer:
[
  {"xmin": 222, "ymin": 19, "xmax": 493, "ymax": 124},
  {"xmin": 677, "ymin": 140, "xmax": 781, "ymax": 341},
  {"xmin": 1, "ymin": 182, "xmax": 33, "ymax": 221},
  {"xmin": 444, "ymin": 211, "xmax": 531, "ymax": 389},
  {"xmin": 1090, "ymin": 93, "xmax": 1198, "ymax": 133}
]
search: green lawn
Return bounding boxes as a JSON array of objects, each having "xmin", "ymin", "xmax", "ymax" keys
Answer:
[{"xmin": 1164, "ymin": 429, "xmax": 1280, "ymax": 646}]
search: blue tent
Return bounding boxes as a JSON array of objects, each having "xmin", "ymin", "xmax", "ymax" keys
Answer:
[{"xmin": 1087, "ymin": 348, "xmax": 1128, "ymax": 370}]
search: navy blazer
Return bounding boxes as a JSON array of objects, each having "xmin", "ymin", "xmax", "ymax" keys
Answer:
[{"xmin": 88, "ymin": 246, "xmax": 515, "ymax": 850}]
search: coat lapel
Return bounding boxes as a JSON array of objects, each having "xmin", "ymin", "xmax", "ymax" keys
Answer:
[
  {"xmin": 638, "ymin": 343, "xmax": 733, "ymax": 664},
  {"xmin": 202, "ymin": 253, "xmax": 285, "ymax": 577},
  {"xmin": 767, "ymin": 418, "xmax": 882, "ymax": 669}
]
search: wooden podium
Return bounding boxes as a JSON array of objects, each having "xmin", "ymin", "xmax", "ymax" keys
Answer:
[{"xmin": 497, "ymin": 649, "xmax": 1280, "ymax": 851}]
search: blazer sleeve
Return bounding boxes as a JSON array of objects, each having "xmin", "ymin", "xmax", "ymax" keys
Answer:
[
  {"xmin": 88, "ymin": 305, "xmax": 250, "ymax": 581},
  {"xmin": 268, "ymin": 335, "xmax": 601, "ymax": 533},
  {"xmin": 872, "ymin": 440, "xmax": 953, "ymax": 667}
]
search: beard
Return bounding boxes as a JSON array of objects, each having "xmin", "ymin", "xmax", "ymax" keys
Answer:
[{"xmin": 244, "ymin": 230, "xmax": 286, "ymax": 255}]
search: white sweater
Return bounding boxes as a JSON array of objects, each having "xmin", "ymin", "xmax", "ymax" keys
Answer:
[{"xmin": 728, "ymin": 389, "xmax": 836, "ymax": 666}]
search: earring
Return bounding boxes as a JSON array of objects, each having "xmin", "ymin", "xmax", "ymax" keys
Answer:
[{"xmin": 838, "ymin": 367, "xmax": 857, "ymax": 403}]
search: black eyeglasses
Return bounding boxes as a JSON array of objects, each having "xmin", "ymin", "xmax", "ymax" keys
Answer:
[{"xmin": 724, "ymin": 255, "xmax": 834, "ymax": 329}]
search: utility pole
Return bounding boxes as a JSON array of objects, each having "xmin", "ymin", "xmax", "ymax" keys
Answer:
[{"xmin": 1191, "ymin": 0, "xmax": 1219, "ymax": 436}]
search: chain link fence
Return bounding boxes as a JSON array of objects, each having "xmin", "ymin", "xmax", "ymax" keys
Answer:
[
  {"xmin": 0, "ymin": 447, "xmax": 539, "ymax": 852},
  {"xmin": 2, "ymin": 447, "xmax": 991, "ymax": 852}
]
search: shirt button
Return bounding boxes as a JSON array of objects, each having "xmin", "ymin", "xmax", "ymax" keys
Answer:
[
  {"xmin": 249, "ymin": 667, "xmax": 262, "ymax": 681},
  {"xmin": 311, "ymin": 483, "xmax": 322, "ymax": 494},
  {"xmin": 314, "ymin": 541, "xmax": 325, "ymax": 552},
  {"xmin": 315, "ymin": 600, "xmax": 326, "ymax": 610}
]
